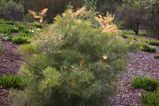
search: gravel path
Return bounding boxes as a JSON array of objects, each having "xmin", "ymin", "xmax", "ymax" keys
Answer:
[
  {"xmin": 0, "ymin": 39, "xmax": 22, "ymax": 106},
  {"xmin": 111, "ymin": 47, "xmax": 159, "ymax": 106}
]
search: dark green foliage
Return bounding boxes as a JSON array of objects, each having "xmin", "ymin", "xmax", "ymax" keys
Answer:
[
  {"xmin": 0, "ymin": 75, "xmax": 24, "ymax": 89},
  {"xmin": 148, "ymin": 40, "xmax": 159, "ymax": 46},
  {"xmin": 1, "ymin": 0, "xmax": 24, "ymax": 21},
  {"xmin": 142, "ymin": 45, "xmax": 156, "ymax": 53},
  {"xmin": 11, "ymin": 35, "xmax": 30, "ymax": 44},
  {"xmin": 0, "ymin": 20, "xmax": 28, "ymax": 34},
  {"xmin": 117, "ymin": 0, "xmax": 159, "ymax": 36},
  {"xmin": 96, "ymin": 0, "xmax": 122, "ymax": 13},
  {"xmin": 0, "ymin": 19, "xmax": 41, "ymax": 44},
  {"xmin": 132, "ymin": 77, "xmax": 159, "ymax": 92},
  {"xmin": 142, "ymin": 90, "xmax": 159, "ymax": 106},
  {"xmin": 31, "ymin": 22, "xmax": 42, "ymax": 29},
  {"xmin": 0, "ymin": 24, "xmax": 17, "ymax": 34},
  {"xmin": 117, "ymin": 1, "xmax": 142, "ymax": 35}
]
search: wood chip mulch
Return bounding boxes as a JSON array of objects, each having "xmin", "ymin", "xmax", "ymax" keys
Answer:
[
  {"xmin": 110, "ymin": 47, "xmax": 159, "ymax": 106},
  {"xmin": 0, "ymin": 39, "xmax": 22, "ymax": 106}
]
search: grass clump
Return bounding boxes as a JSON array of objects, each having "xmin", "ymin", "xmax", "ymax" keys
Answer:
[
  {"xmin": 142, "ymin": 90, "xmax": 159, "ymax": 106},
  {"xmin": 11, "ymin": 35, "xmax": 30, "ymax": 44},
  {"xmin": 132, "ymin": 77, "xmax": 159, "ymax": 92},
  {"xmin": 0, "ymin": 19, "xmax": 42, "ymax": 45},
  {"xmin": 31, "ymin": 22, "xmax": 42, "ymax": 28},
  {"xmin": 148, "ymin": 39, "xmax": 159, "ymax": 46},
  {"xmin": 142, "ymin": 44, "xmax": 156, "ymax": 53},
  {"xmin": 0, "ymin": 75, "xmax": 24, "ymax": 89}
]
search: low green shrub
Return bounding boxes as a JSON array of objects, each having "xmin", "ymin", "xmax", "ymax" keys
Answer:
[
  {"xmin": 148, "ymin": 39, "xmax": 159, "ymax": 46},
  {"xmin": 132, "ymin": 77, "xmax": 159, "ymax": 92},
  {"xmin": 0, "ymin": 19, "xmax": 37, "ymax": 34},
  {"xmin": 31, "ymin": 22, "xmax": 42, "ymax": 29},
  {"xmin": 142, "ymin": 90, "xmax": 159, "ymax": 106},
  {"xmin": 142, "ymin": 44, "xmax": 156, "ymax": 53},
  {"xmin": 11, "ymin": 35, "xmax": 30, "ymax": 44},
  {"xmin": 0, "ymin": 24, "xmax": 14, "ymax": 33},
  {"xmin": 0, "ymin": 75, "xmax": 24, "ymax": 89}
]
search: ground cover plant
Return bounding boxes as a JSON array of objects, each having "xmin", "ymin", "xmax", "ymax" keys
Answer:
[
  {"xmin": 132, "ymin": 77, "xmax": 159, "ymax": 92},
  {"xmin": 0, "ymin": 75, "xmax": 24, "ymax": 89},
  {"xmin": 13, "ymin": 7, "xmax": 136, "ymax": 106},
  {"xmin": 0, "ymin": 19, "xmax": 42, "ymax": 44},
  {"xmin": 132, "ymin": 77, "xmax": 159, "ymax": 106},
  {"xmin": 142, "ymin": 90, "xmax": 159, "ymax": 106},
  {"xmin": 118, "ymin": 30, "xmax": 159, "ymax": 53}
]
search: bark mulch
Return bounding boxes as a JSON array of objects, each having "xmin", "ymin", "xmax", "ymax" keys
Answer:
[
  {"xmin": 110, "ymin": 47, "xmax": 159, "ymax": 106},
  {"xmin": 0, "ymin": 39, "xmax": 22, "ymax": 106}
]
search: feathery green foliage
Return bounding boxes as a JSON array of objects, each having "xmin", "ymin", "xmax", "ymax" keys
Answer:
[{"xmin": 15, "ymin": 8, "xmax": 134, "ymax": 106}]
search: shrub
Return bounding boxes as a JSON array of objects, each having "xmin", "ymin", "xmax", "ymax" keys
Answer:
[
  {"xmin": 132, "ymin": 77, "xmax": 159, "ymax": 92},
  {"xmin": 11, "ymin": 35, "xmax": 30, "ymax": 44},
  {"xmin": 142, "ymin": 90, "xmax": 159, "ymax": 106},
  {"xmin": 0, "ymin": 75, "xmax": 24, "ymax": 89},
  {"xmin": 0, "ymin": 24, "xmax": 15, "ymax": 34},
  {"xmin": 18, "ymin": 8, "xmax": 131, "ymax": 106},
  {"xmin": 2, "ymin": 0, "xmax": 24, "ymax": 21},
  {"xmin": 31, "ymin": 22, "xmax": 42, "ymax": 29},
  {"xmin": 117, "ymin": 1, "xmax": 143, "ymax": 35},
  {"xmin": 142, "ymin": 44, "xmax": 156, "ymax": 53},
  {"xmin": 148, "ymin": 39, "xmax": 159, "ymax": 46},
  {"xmin": 144, "ymin": 0, "xmax": 159, "ymax": 36}
]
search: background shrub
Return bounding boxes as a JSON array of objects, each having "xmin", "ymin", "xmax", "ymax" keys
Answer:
[
  {"xmin": 117, "ymin": 0, "xmax": 159, "ymax": 36},
  {"xmin": 1, "ymin": 0, "xmax": 24, "ymax": 21}
]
